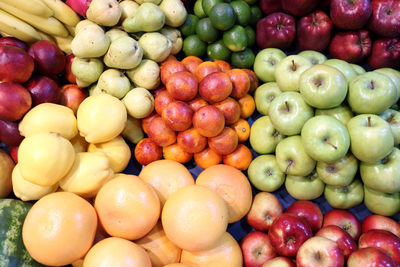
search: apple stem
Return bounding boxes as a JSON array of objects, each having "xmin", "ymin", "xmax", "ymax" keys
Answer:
[
  {"xmin": 272, "ymin": 129, "xmax": 280, "ymax": 137},
  {"xmin": 368, "ymin": 80, "xmax": 375, "ymax": 90},
  {"xmin": 291, "ymin": 60, "xmax": 297, "ymax": 71},
  {"xmin": 367, "ymin": 116, "xmax": 372, "ymax": 127},
  {"xmin": 285, "ymin": 101, "xmax": 290, "ymax": 112},
  {"xmin": 381, "ymin": 156, "xmax": 389, "ymax": 165},
  {"xmin": 285, "ymin": 159, "xmax": 294, "ymax": 173},
  {"xmin": 387, "ymin": 113, "xmax": 395, "ymax": 123},
  {"xmin": 323, "ymin": 138, "xmax": 337, "ymax": 150}
]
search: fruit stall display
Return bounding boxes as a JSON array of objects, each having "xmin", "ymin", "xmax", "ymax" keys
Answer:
[{"xmin": 0, "ymin": 0, "xmax": 400, "ymax": 266}]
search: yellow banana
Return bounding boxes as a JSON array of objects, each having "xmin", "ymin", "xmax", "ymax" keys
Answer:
[
  {"xmin": 41, "ymin": 0, "xmax": 81, "ymax": 26},
  {"xmin": 53, "ymin": 35, "xmax": 73, "ymax": 54},
  {"xmin": 65, "ymin": 25, "xmax": 76, "ymax": 37},
  {"xmin": 0, "ymin": 9, "xmax": 42, "ymax": 43},
  {"xmin": 36, "ymin": 29, "xmax": 56, "ymax": 43},
  {"xmin": 0, "ymin": 0, "xmax": 53, "ymax": 18},
  {"xmin": 0, "ymin": 1, "xmax": 68, "ymax": 37}
]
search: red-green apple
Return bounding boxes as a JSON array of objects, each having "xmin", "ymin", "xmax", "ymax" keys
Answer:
[
  {"xmin": 347, "ymin": 247, "xmax": 396, "ymax": 267},
  {"xmin": 262, "ymin": 256, "xmax": 295, "ymax": 267},
  {"xmin": 316, "ymin": 225, "xmax": 357, "ymax": 260},
  {"xmin": 241, "ymin": 231, "xmax": 277, "ymax": 267},
  {"xmin": 285, "ymin": 200, "xmax": 323, "ymax": 233},
  {"xmin": 322, "ymin": 209, "xmax": 361, "ymax": 240},
  {"xmin": 362, "ymin": 215, "xmax": 400, "ymax": 238}
]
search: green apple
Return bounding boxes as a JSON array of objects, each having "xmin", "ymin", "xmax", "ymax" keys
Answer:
[
  {"xmin": 301, "ymin": 115, "xmax": 350, "ymax": 163},
  {"xmin": 347, "ymin": 72, "xmax": 397, "ymax": 114},
  {"xmin": 274, "ymin": 55, "xmax": 312, "ymax": 92},
  {"xmin": 323, "ymin": 58, "xmax": 357, "ymax": 83},
  {"xmin": 268, "ymin": 91, "xmax": 313, "ymax": 136},
  {"xmin": 350, "ymin": 64, "xmax": 366, "ymax": 75},
  {"xmin": 71, "ymin": 57, "xmax": 104, "ymax": 85},
  {"xmin": 347, "ymin": 114, "xmax": 394, "ymax": 163},
  {"xmin": 248, "ymin": 154, "xmax": 285, "ymax": 192},
  {"xmin": 316, "ymin": 153, "xmax": 358, "ymax": 186},
  {"xmin": 253, "ymin": 48, "xmax": 286, "ymax": 82},
  {"xmin": 299, "ymin": 64, "xmax": 348, "ymax": 109},
  {"xmin": 324, "ymin": 178, "xmax": 364, "ymax": 209},
  {"xmin": 249, "ymin": 116, "xmax": 284, "ymax": 154},
  {"xmin": 97, "ymin": 69, "xmax": 131, "ymax": 99},
  {"xmin": 285, "ymin": 170, "xmax": 325, "ymax": 200},
  {"xmin": 374, "ymin": 68, "xmax": 400, "ymax": 103},
  {"xmin": 275, "ymin": 135, "xmax": 316, "ymax": 176},
  {"xmin": 380, "ymin": 109, "xmax": 400, "ymax": 146},
  {"xmin": 254, "ymin": 82, "xmax": 281, "ymax": 115},
  {"xmin": 298, "ymin": 50, "xmax": 327, "ymax": 65},
  {"xmin": 315, "ymin": 105, "xmax": 354, "ymax": 126},
  {"xmin": 360, "ymin": 147, "xmax": 400, "ymax": 194},
  {"xmin": 364, "ymin": 185, "xmax": 400, "ymax": 216}
]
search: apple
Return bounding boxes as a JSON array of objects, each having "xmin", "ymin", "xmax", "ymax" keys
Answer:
[
  {"xmin": 0, "ymin": 82, "xmax": 32, "ymax": 122},
  {"xmin": 296, "ymin": 236, "xmax": 344, "ymax": 267},
  {"xmin": 364, "ymin": 185, "xmax": 400, "ymax": 216},
  {"xmin": 282, "ymin": 0, "xmax": 319, "ymax": 17},
  {"xmin": 368, "ymin": 0, "xmax": 400, "ymax": 37},
  {"xmin": 253, "ymin": 48, "xmax": 286, "ymax": 82},
  {"xmin": 316, "ymin": 225, "xmax": 357, "ymax": 260},
  {"xmin": 246, "ymin": 192, "xmax": 283, "ymax": 232},
  {"xmin": 285, "ymin": 171, "xmax": 325, "ymax": 200},
  {"xmin": 299, "ymin": 64, "xmax": 348, "ymax": 109},
  {"xmin": 298, "ymin": 50, "xmax": 327, "ymax": 65},
  {"xmin": 249, "ymin": 116, "xmax": 284, "ymax": 154},
  {"xmin": 241, "ymin": 231, "xmax": 277, "ymax": 267},
  {"xmin": 285, "ymin": 200, "xmax": 323, "ymax": 234},
  {"xmin": 8, "ymin": 145, "xmax": 18, "ymax": 163},
  {"xmin": 347, "ymin": 114, "xmax": 394, "ymax": 163},
  {"xmin": 134, "ymin": 138, "xmax": 162, "ymax": 166},
  {"xmin": 256, "ymin": 12, "xmax": 296, "ymax": 50},
  {"xmin": 368, "ymin": 38, "xmax": 400, "ymax": 69},
  {"xmin": 259, "ymin": 0, "xmax": 282, "ymax": 15},
  {"xmin": 262, "ymin": 256, "xmax": 295, "ymax": 267},
  {"xmin": 347, "ymin": 247, "xmax": 396, "ymax": 267},
  {"xmin": 60, "ymin": 84, "xmax": 88, "ymax": 115},
  {"xmin": 254, "ymin": 82, "xmax": 282, "ymax": 116},
  {"xmin": 329, "ymin": 30, "xmax": 372, "ymax": 63},
  {"xmin": 323, "ymin": 59, "xmax": 358, "ymax": 83},
  {"xmin": 317, "ymin": 153, "xmax": 358, "ymax": 186},
  {"xmin": 322, "ymin": 209, "xmax": 362, "ymax": 240},
  {"xmin": 268, "ymin": 213, "xmax": 312, "ymax": 258},
  {"xmin": 0, "ymin": 37, "xmax": 28, "ymax": 50},
  {"xmin": 315, "ymin": 105, "xmax": 354, "ymax": 126},
  {"xmin": 162, "ymin": 100, "xmax": 194, "ymax": 132},
  {"xmin": 351, "ymin": 64, "xmax": 366, "ymax": 75},
  {"xmin": 248, "ymin": 155, "xmax": 285, "ymax": 192},
  {"xmin": 0, "ymin": 120, "xmax": 24, "ymax": 146},
  {"xmin": 25, "ymin": 75, "xmax": 61, "ymax": 106},
  {"xmin": 63, "ymin": 54, "xmax": 76, "ymax": 84},
  {"xmin": 296, "ymin": 10, "xmax": 332, "ymax": 52},
  {"xmin": 274, "ymin": 55, "xmax": 312, "ymax": 92},
  {"xmin": 330, "ymin": 0, "xmax": 372, "ymax": 29},
  {"xmin": 28, "ymin": 40, "xmax": 66, "ymax": 77},
  {"xmin": 324, "ymin": 178, "xmax": 364, "ymax": 209},
  {"xmin": 374, "ymin": 68, "xmax": 400, "ymax": 102},
  {"xmin": 268, "ymin": 91, "xmax": 313, "ymax": 136},
  {"xmin": 362, "ymin": 215, "xmax": 400, "ymax": 238},
  {"xmin": 0, "ymin": 45, "xmax": 34, "ymax": 83}
]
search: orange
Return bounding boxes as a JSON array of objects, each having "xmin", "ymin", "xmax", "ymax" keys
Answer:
[
  {"xmin": 231, "ymin": 119, "xmax": 250, "ymax": 143},
  {"xmin": 161, "ymin": 184, "xmax": 228, "ymax": 252},
  {"xmin": 194, "ymin": 61, "xmax": 221, "ymax": 82},
  {"xmin": 214, "ymin": 60, "xmax": 232, "ymax": 73},
  {"xmin": 161, "ymin": 55, "xmax": 178, "ymax": 66},
  {"xmin": 139, "ymin": 159, "xmax": 194, "ymax": 206},
  {"xmin": 164, "ymin": 264, "xmax": 193, "ymax": 267},
  {"xmin": 242, "ymin": 68, "xmax": 259, "ymax": 93},
  {"xmin": 83, "ymin": 237, "xmax": 151, "ymax": 267},
  {"xmin": 160, "ymin": 60, "xmax": 187, "ymax": 85},
  {"xmin": 227, "ymin": 69, "xmax": 251, "ymax": 99},
  {"xmin": 180, "ymin": 232, "xmax": 243, "ymax": 267},
  {"xmin": 238, "ymin": 93, "xmax": 256, "ymax": 118},
  {"xmin": 94, "ymin": 174, "xmax": 161, "ymax": 240},
  {"xmin": 136, "ymin": 221, "xmax": 182, "ymax": 267},
  {"xmin": 163, "ymin": 143, "xmax": 193, "ymax": 164},
  {"xmin": 196, "ymin": 164, "xmax": 252, "ymax": 223},
  {"xmin": 22, "ymin": 192, "xmax": 97, "ymax": 266},
  {"xmin": 194, "ymin": 147, "xmax": 222, "ymax": 169},
  {"xmin": 223, "ymin": 144, "xmax": 253, "ymax": 170},
  {"xmin": 181, "ymin": 56, "xmax": 203, "ymax": 74}
]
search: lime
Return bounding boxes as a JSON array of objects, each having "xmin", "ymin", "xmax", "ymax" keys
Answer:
[
  {"xmin": 209, "ymin": 3, "xmax": 236, "ymax": 31},
  {"xmin": 243, "ymin": 0, "xmax": 258, "ymax": 5},
  {"xmin": 207, "ymin": 40, "xmax": 232, "ymax": 61},
  {"xmin": 180, "ymin": 14, "xmax": 200, "ymax": 37},
  {"xmin": 248, "ymin": 6, "xmax": 262, "ymax": 26},
  {"xmin": 244, "ymin": 25, "xmax": 255, "ymax": 47},
  {"xmin": 231, "ymin": 48, "xmax": 255, "ymax": 68},
  {"xmin": 222, "ymin": 25, "xmax": 248, "ymax": 52},
  {"xmin": 196, "ymin": 17, "xmax": 220, "ymax": 43},
  {"xmin": 183, "ymin": 35, "xmax": 207, "ymax": 57},
  {"xmin": 194, "ymin": 0, "xmax": 206, "ymax": 18},
  {"xmin": 230, "ymin": 0, "xmax": 251, "ymax": 26},
  {"xmin": 202, "ymin": 0, "xmax": 224, "ymax": 16}
]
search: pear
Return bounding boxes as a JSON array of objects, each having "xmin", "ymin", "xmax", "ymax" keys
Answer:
[
  {"xmin": 123, "ymin": 3, "xmax": 165, "ymax": 33},
  {"xmin": 71, "ymin": 24, "xmax": 110, "ymax": 58},
  {"xmin": 119, "ymin": 0, "xmax": 140, "ymax": 21},
  {"xmin": 160, "ymin": 26, "xmax": 182, "ymax": 55},
  {"xmin": 76, "ymin": 78, "xmax": 92, "ymax": 88},
  {"xmin": 75, "ymin": 19, "xmax": 96, "ymax": 35},
  {"xmin": 103, "ymin": 36, "xmax": 143, "ymax": 70},
  {"xmin": 105, "ymin": 28, "xmax": 129, "ymax": 42},
  {"xmin": 122, "ymin": 87, "xmax": 154, "ymax": 119},
  {"xmin": 86, "ymin": 0, "xmax": 121, "ymax": 27},
  {"xmin": 138, "ymin": 32, "xmax": 172, "ymax": 62},
  {"xmin": 122, "ymin": 115, "xmax": 144, "ymax": 144},
  {"xmin": 88, "ymin": 84, "xmax": 103, "ymax": 96},
  {"xmin": 159, "ymin": 0, "xmax": 187, "ymax": 27},
  {"xmin": 71, "ymin": 57, "xmax": 104, "ymax": 85},
  {"xmin": 127, "ymin": 59, "xmax": 160, "ymax": 90},
  {"xmin": 136, "ymin": 0, "xmax": 162, "ymax": 4},
  {"xmin": 97, "ymin": 69, "xmax": 131, "ymax": 99}
]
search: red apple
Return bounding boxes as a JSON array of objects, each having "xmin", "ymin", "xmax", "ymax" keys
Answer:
[
  {"xmin": 162, "ymin": 100, "xmax": 194, "ymax": 131},
  {"xmin": 0, "ymin": 37, "xmax": 28, "ymax": 51},
  {"xmin": 240, "ymin": 231, "xmax": 277, "ymax": 267},
  {"xmin": 60, "ymin": 84, "xmax": 88, "ymax": 114},
  {"xmin": 347, "ymin": 247, "xmax": 396, "ymax": 267},
  {"xmin": 260, "ymin": 0, "xmax": 282, "ymax": 15},
  {"xmin": 25, "ymin": 75, "xmax": 61, "ymax": 106},
  {"xmin": 0, "ymin": 45, "xmax": 34, "ymax": 83},
  {"xmin": 330, "ymin": 0, "xmax": 372, "ymax": 29},
  {"xmin": 329, "ymin": 30, "xmax": 372, "ymax": 63},
  {"xmin": 368, "ymin": 38, "xmax": 400, "ymax": 69},
  {"xmin": 322, "ymin": 209, "xmax": 361, "ymax": 240},
  {"xmin": 359, "ymin": 230, "xmax": 400, "ymax": 266},
  {"xmin": 268, "ymin": 213, "xmax": 312, "ymax": 257},
  {"xmin": 262, "ymin": 256, "xmax": 295, "ymax": 267},
  {"xmin": 316, "ymin": 225, "xmax": 357, "ymax": 260},
  {"xmin": 8, "ymin": 145, "xmax": 18, "ymax": 164},
  {"xmin": 134, "ymin": 138, "xmax": 162, "ymax": 166},
  {"xmin": 65, "ymin": 0, "xmax": 91, "ymax": 17},
  {"xmin": 362, "ymin": 215, "xmax": 400, "ymax": 238},
  {"xmin": 368, "ymin": 0, "xmax": 400, "ymax": 37},
  {"xmin": 282, "ymin": 0, "xmax": 319, "ymax": 17},
  {"xmin": 285, "ymin": 200, "xmax": 323, "ymax": 234},
  {"xmin": 297, "ymin": 10, "xmax": 332, "ymax": 52},
  {"xmin": 256, "ymin": 12, "xmax": 296, "ymax": 50},
  {"xmin": 0, "ymin": 120, "xmax": 23, "ymax": 146},
  {"xmin": 63, "ymin": 54, "xmax": 76, "ymax": 84},
  {"xmin": 0, "ymin": 82, "xmax": 31, "ymax": 121},
  {"xmin": 296, "ymin": 236, "xmax": 344, "ymax": 267},
  {"xmin": 318, "ymin": 0, "xmax": 332, "ymax": 12},
  {"xmin": 28, "ymin": 40, "xmax": 66, "ymax": 77}
]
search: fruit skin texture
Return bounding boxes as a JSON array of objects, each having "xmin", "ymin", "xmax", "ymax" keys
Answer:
[
  {"xmin": 368, "ymin": 0, "xmax": 400, "ymax": 37},
  {"xmin": 282, "ymin": 0, "xmax": 319, "ymax": 17},
  {"xmin": 330, "ymin": 0, "xmax": 372, "ymax": 29},
  {"xmin": 0, "ymin": 45, "xmax": 34, "ymax": 83},
  {"xmin": 25, "ymin": 75, "xmax": 61, "ymax": 106},
  {"xmin": 28, "ymin": 40, "xmax": 66, "ymax": 77},
  {"xmin": 329, "ymin": 30, "xmax": 372, "ymax": 63},
  {"xmin": 285, "ymin": 200, "xmax": 323, "ymax": 234},
  {"xmin": 322, "ymin": 209, "xmax": 361, "ymax": 240},
  {"xmin": 347, "ymin": 247, "xmax": 396, "ymax": 267},
  {"xmin": 368, "ymin": 38, "xmax": 400, "ymax": 69},
  {"xmin": 315, "ymin": 225, "xmax": 357, "ymax": 260},
  {"xmin": 297, "ymin": 10, "xmax": 332, "ymax": 52},
  {"xmin": 0, "ymin": 120, "xmax": 24, "ymax": 146},
  {"xmin": 0, "ymin": 82, "xmax": 32, "ymax": 122},
  {"xmin": 362, "ymin": 215, "xmax": 400, "ymax": 238},
  {"xmin": 240, "ymin": 231, "xmax": 276, "ymax": 267}
]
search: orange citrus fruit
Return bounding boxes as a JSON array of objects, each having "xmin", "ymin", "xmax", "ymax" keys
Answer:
[
  {"xmin": 194, "ymin": 147, "xmax": 223, "ymax": 169},
  {"xmin": 194, "ymin": 61, "xmax": 221, "ymax": 82},
  {"xmin": 214, "ymin": 60, "xmax": 232, "ymax": 73},
  {"xmin": 223, "ymin": 144, "xmax": 253, "ymax": 170},
  {"xmin": 231, "ymin": 119, "xmax": 250, "ymax": 143},
  {"xmin": 238, "ymin": 94, "xmax": 256, "ymax": 118},
  {"xmin": 181, "ymin": 56, "xmax": 203, "ymax": 74},
  {"xmin": 163, "ymin": 143, "xmax": 193, "ymax": 164}
]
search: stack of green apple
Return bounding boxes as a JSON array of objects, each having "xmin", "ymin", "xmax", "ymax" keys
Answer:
[{"xmin": 247, "ymin": 48, "xmax": 400, "ymax": 217}]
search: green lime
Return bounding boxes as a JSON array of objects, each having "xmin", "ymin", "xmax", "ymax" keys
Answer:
[
  {"xmin": 180, "ymin": 14, "xmax": 200, "ymax": 37},
  {"xmin": 207, "ymin": 40, "xmax": 232, "ymax": 61},
  {"xmin": 222, "ymin": 25, "xmax": 248, "ymax": 52},
  {"xmin": 194, "ymin": 0, "xmax": 206, "ymax": 18},
  {"xmin": 196, "ymin": 17, "xmax": 219, "ymax": 43},
  {"xmin": 248, "ymin": 6, "xmax": 262, "ymax": 26},
  {"xmin": 244, "ymin": 25, "xmax": 255, "ymax": 47},
  {"xmin": 243, "ymin": 0, "xmax": 258, "ymax": 5},
  {"xmin": 183, "ymin": 35, "xmax": 207, "ymax": 57},
  {"xmin": 202, "ymin": 0, "xmax": 224, "ymax": 16},
  {"xmin": 230, "ymin": 0, "xmax": 251, "ymax": 26},
  {"xmin": 231, "ymin": 48, "xmax": 255, "ymax": 68},
  {"xmin": 209, "ymin": 3, "xmax": 236, "ymax": 31}
]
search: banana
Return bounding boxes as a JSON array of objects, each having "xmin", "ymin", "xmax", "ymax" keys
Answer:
[
  {"xmin": 36, "ymin": 29, "xmax": 56, "ymax": 43},
  {"xmin": 65, "ymin": 25, "xmax": 76, "ymax": 37},
  {"xmin": 0, "ymin": 1, "xmax": 68, "ymax": 37},
  {"xmin": 41, "ymin": 0, "xmax": 80, "ymax": 26},
  {"xmin": 53, "ymin": 35, "xmax": 73, "ymax": 54},
  {"xmin": 0, "ymin": 0, "xmax": 53, "ymax": 18},
  {"xmin": 0, "ymin": 9, "xmax": 42, "ymax": 43}
]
